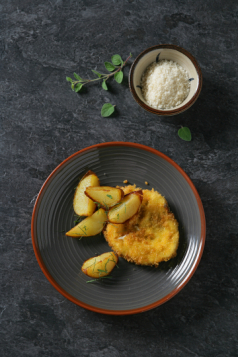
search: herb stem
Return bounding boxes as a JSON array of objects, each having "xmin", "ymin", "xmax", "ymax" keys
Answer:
[{"xmin": 71, "ymin": 54, "xmax": 132, "ymax": 87}]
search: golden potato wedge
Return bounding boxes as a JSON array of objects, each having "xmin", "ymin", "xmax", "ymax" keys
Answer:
[
  {"xmin": 66, "ymin": 208, "xmax": 107, "ymax": 237},
  {"xmin": 107, "ymin": 190, "xmax": 143, "ymax": 224},
  {"xmin": 73, "ymin": 170, "xmax": 100, "ymax": 216},
  {"xmin": 85, "ymin": 186, "xmax": 124, "ymax": 208},
  {"xmin": 81, "ymin": 252, "xmax": 118, "ymax": 278}
]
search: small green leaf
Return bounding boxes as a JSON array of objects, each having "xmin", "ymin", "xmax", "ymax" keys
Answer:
[
  {"xmin": 111, "ymin": 54, "xmax": 123, "ymax": 66},
  {"xmin": 92, "ymin": 70, "xmax": 102, "ymax": 78},
  {"xmin": 104, "ymin": 62, "xmax": 116, "ymax": 72},
  {"xmin": 102, "ymin": 80, "xmax": 108, "ymax": 90},
  {"xmin": 178, "ymin": 127, "xmax": 192, "ymax": 141},
  {"xmin": 106, "ymin": 194, "xmax": 113, "ymax": 199},
  {"xmin": 75, "ymin": 83, "xmax": 83, "ymax": 92},
  {"xmin": 71, "ymin": 83, "xmax": 75, "ymax": 91},
  {"xmin": 101, "ymin": 103, "xmax": 115, "ymax": 117},
  {"xmin": 74, "ymin": 73, "xmax": 82, "ymax": 80},
  {"xmin": 66, "ymin": 77, "xmax": 72, "ymax": 82},
  {"xmin": 114, "ymin": 71, "xmax": 123, "ymax": 83},
  {"xmin": 130, "ymin": 52, "xmax": 133, "ymax": 57}
]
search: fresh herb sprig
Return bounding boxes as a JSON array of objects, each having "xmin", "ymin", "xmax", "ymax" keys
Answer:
[
  {"xmin": 74, "ymin": 215, "xmax": 82, "ymax": 225},
  {"xmin": 67, "ymin": 53, "xmax": 132, "ymax": 91},
  {"xmin": 66, "ymin": 53, "xmax": 132, "ymax": 117}
]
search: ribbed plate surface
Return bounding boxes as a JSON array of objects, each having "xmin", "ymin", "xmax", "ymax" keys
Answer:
[{"xmin": 31, "ymin": 142, "xmax": 205, "ymax": 315}]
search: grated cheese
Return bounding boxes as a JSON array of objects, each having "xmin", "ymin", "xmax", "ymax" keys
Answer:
[
  {"xmin": 141, "ymin": 59, "xmax": 190, "ymax": 109},
  {"xmin": 118, "ymin": 235, "xmax": 127, "ymax": 240}
]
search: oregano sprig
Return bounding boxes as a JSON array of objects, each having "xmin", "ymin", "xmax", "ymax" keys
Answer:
[
  {"xmin": 66, "ymin": 53, "xmax": 132, "ymax": 117},
  {"xmin": 67, "ymin": 53, "xmax": 132, "ymax": 93}
]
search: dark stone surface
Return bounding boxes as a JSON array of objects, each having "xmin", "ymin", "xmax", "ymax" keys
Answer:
[{"xmin": 1, "ymin": 0, "xmax": 238, "ymax": 356}]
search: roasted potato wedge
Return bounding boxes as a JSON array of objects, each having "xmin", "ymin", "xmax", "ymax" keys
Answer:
[
  {"xmin": 107, "ymin": 190, "xmax": 143, "ymax": 224},
  {"xmin": 66, "ymin": 208, "xmax": 107, "ymax": 237},
  {"xmin": 73, "ymin": 170, "xmax": 100, "ymax": 216},
  {"xmin": 81, "ymin": 252, "xmax": 118, "ymax": 278},
  {"xmin": 85, "ymin": 186, "xmax": 124, "ymax": 208}
]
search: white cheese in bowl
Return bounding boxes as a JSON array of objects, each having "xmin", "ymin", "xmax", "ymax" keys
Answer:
[{"xmin": 141, "ymin": 59, "xmax": 190, "ymax": 110}]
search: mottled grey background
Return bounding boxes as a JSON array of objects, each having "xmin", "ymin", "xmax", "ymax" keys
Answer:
[{"xmin": 1, "ymin": 0, "xmax": 238, "ymax": 356}]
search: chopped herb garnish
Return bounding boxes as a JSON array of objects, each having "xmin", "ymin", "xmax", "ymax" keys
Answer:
[
  {"xmin": 106, "ymin": 194, "xmax": 113, "ymax": 199},
  {"xmin": 86, "ymin": 276, "xmax": 113, "ymax": 283},
  {"xmin": 74, "ymin": 215, "xmax": 82, "ymax": 225},
  {"xmin": 92, "ymin": 258, "xmax": 97, "ymax": 272},
  {"xmin": 102, "ymin": 201, "xmax": 110, "ymax": 213},
  {"xmin": 77, "ymin": 226, "xmax": 88, "ymax": 236},
  {"xmin": 94, "ymin": 202, "xmax": 101, "ymax": 209}
]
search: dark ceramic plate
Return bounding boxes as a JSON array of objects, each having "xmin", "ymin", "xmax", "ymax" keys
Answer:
[{"xmin": 31, "ymin": 142, "xmax": 205, "ymax": 315}]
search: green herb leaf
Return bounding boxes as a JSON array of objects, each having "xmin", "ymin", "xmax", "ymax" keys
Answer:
[
  {"xmin": 86, "ymin": 276, "xmax": 113, "ymax": 283},
  {"xmin": 66, "ymin": 77, "xmax": 72, "ymax": 82},
  {"xmin": 74, "ymin": 216, "xmax": 82, "ymax": 225},
  {"xmin": 178, "ymin": 127, "xmax": 192, "ymax": 141},
  {"xmin": 106, "ymin": 194, "xmax": 113, "ymax": 199},
  {"xmin": 71, "ymin": 83, "xmax": 75, "ymax": 91},
  {"xmin": 102, "ymin": 80, "xmax": 108, "ymax": 90},
  {"xmin": 74, "ymin": 73, "xmax": 82, "ymax": 80},
  {"xmin": 130, "ymin": 52, "xmax": 133, "ymax": 57},
  {"xmin": 75, "ymin": 83, "xmax": 83, "ymax": 92},
  {"xmin": 101, "ymin": 103, "xmax": 115, "ymax": 117},
  {"xmin": 92, "ymin": 70, "xmax": 102, "ymax": 78},
  {"xmin": 111, "ymin": 54, "xmax": 123, "ymax": 66},
  {"xmin": 114, "ymin": 71, "xmax": 123, "ymax": 83},
  {"xmin": 86, "ymin": 279, "xmax": 97, "ymax": 283},
  {"xmin": 104, "ymin": 62, "xmax": 116, "ymax": 72}
]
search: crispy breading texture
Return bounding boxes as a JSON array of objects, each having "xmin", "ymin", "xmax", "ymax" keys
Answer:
[{"xmin": 103, "ymin": 185, "xmax": 179, "ymax": 266}]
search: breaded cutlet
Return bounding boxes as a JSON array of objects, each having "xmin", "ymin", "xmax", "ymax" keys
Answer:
[{"xmin": 103, "ymin": 185, "xmax": 179, "ymax": 266}]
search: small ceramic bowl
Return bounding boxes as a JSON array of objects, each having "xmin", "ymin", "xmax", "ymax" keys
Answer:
[{"xmin": 129, "ymin": 44, "xmax": 203, "ymax": 116}]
